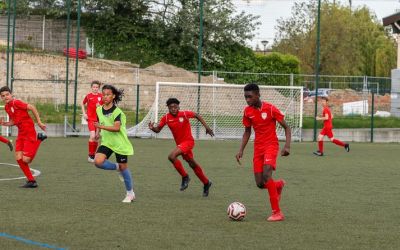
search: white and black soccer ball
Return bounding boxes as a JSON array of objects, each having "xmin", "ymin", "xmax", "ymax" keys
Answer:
[{"xmin": 227, "ymin": 202, "xmax": 246, "ymax": 221}]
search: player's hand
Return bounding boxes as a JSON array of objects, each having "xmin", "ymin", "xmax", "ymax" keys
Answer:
[
  {"xmin": 83, "ymin": 113, "xmax": 88, "ymax": 120},
  {"xmin": 235, "ymin": 151, "xmax": 243, "ymax": 166},
  {"xmin": 38, "ymin": 122, "xmax": 46, "ymax": 131},
  {"xmin": 94, "ymin": 122, "xmax": 101, "ymax": 129},
  {"xmin": 206, "ymin": 128, "xmax": 214, "ymax": 137},
  {"xmin": 148, "ymin": 122, "xmax": 154, "ymax": 130},
  {"xmin": 281, "ymin": 147, "xmax": 290, "ymax": 156}
]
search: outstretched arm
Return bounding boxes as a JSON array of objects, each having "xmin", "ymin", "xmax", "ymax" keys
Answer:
[
  {"xmin": 0, "ymin": 118, "xmax": 14, "ymax": 126},
  {"xmin": 235, "ymin": 127, "xmax": 251, "ymax": 165},
  {"xmin": 278, "ymin": 119, "xmax": 291, "ymax": 156},
  {"xmin": 148, "ymin": 122, "xmax": 162, "ymax": 133},
  {"xmin": 194, "ymin": 113, "xmax": 214, "ymax": 137},
  {"xmin": 27, "ymin": 104, "xmax": 46, "ymax": 131}
]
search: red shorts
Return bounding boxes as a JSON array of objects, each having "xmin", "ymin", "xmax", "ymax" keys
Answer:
[
  {"xmin": 177, "ymin": 141, "xmax": 194, "ymax": 161},
  {"xmin": 15, "ymin": 136, "xmax": 41, "ymax": 159},
  {"xmin": 320, "ymin": 127, "xmax": 333, "ymax": 138},
  {"xmin": 253, "ymin": 143, "xmax": 279, "ymax": 173},
  {"xmin": 87, "ymin": 120, "xmax": 96, "ymax": 132}
]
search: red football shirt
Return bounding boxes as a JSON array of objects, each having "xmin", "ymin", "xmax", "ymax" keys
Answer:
[
  {"xmin": 322, "ymin": 107, "xmax": 333, "ymax": 129},
  {"xmin": 158, "ymin": 111, "xmax": 195, "ymax": 144},
  {"xmin": 242, "ymin": 101, "xmax": 284, "ymax": 146},
  {"xmin": 5, "ymin": 99, "xmax": 36, "ymax": 140},
  {"xmin": 83, "ymin": 93, "xmax": 103, "ymax": 121}
]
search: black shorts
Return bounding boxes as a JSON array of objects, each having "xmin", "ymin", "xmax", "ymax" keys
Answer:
[{"xmin": 96, "ymin": 145, "xmax": 128, "ymax": 163}]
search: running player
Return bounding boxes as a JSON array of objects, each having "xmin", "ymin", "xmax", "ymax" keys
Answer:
[
  {"xmin": 148, "ymin": 98, "xmax": 213, "ymax": 197},
  {"xmin": 0, "ymin": 86, "xmax": 47, "ymax": 188},
  {"xmin": 236, "ymin": 83, "xmax": 291, "ymax": 222},
  {"xmin": 313, "ymin": 97, "xmax": 350, "ymax": 156},
  {"xmin": 93, "ymin": 84, "xmax": 135, "ymax": 203},
  {"xmin": 82, "ymin": 80, "xmax": 103, "ymax": 162}
]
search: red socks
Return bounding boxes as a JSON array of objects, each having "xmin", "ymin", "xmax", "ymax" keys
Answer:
[
  {"xmin": 192, "ymin": 166, "xmax": 209, "ymax": 184},
  {"xmin": 88, "ymin": 141, "xmax": 98, "ymax": 157},
  {"xmin": 318, "ymin": 141, "xmax": 324, "ymax": 153},
  {"xmin": 172, "ymin": 159, "xmax": 188, "ymax": 177},
  {"xmin": 264, "ymin": 179, "xmax": 280, "ymax": 213},
  {"xmin": 333, "ymin": 139, "xmax": 346, "ymax": 147},
  {"xmin": 0, "ymin": 136, "xmax": 9, "ymax": 144},
  {"xmin": 17, "ymin": 159, "xmax": 35, "ymax": 181}
]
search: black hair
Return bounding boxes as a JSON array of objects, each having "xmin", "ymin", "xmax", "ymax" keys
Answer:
[
  {"xmin": 321, "ymin": 96, "xmax": 329, "ymax": 102},
  {"xmin": 166, "ymin": 98, "xmax": 180, "ymax": 106},
  {"xmin": 102, "ymin": 84, "xmax": 124, "ymax": 104},
  {"xmin": 244, "ymin": 83, "xmax": 260, "ymax": 93},
  {"xmin": 91, "ymin": 80, "xmax": 102, "ymax": 87},
  {"xmin": 0, "ymin": 86, "xmax": 12, "ymax": 94}
]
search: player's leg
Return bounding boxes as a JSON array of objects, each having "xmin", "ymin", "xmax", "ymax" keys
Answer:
[
  {"xmin": 17, "ymin": 137, "xmax": 43, "ymax": 188},
  {"xmin": 94, "ymin": 146, "xmax": 118, "ymax": 170},
  {"xmin": 313, "ymin": 131, "xmax": 325, "ymax": 156},
  {"xmin": 87, "ymin": 121, "xmax": 98, "ymax": 162},
  {"xmin": 116, "ymin": 154, "xmax": 135, "ymax": 203},
  {"xmin": 329, "ymin": 132, "xmax": 350, "ymax": 152},
  {"xmin": 186, "ymin": 157, "xmax": 212, "ymax": 197},
  {"xmin": 168, "ymin": 147, "xmax": 190, "ymax": 191},
  {"xmin": 0, "ymin": 135, "xmax": 13, "ymax": 151}
]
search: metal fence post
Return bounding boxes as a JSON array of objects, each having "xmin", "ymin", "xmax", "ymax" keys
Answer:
[
  {"xmin": 42, "ymin": 15, "xmax": 45, "ymax": 50},
  {"xmin": 370, "ymin": 91, "xmax": 374, "ymax": 143},
  {"xmin": 135, "ymin": 84, "xmax": 140, "ymax": 125}
]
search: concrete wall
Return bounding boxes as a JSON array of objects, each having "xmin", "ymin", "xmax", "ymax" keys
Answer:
[{"xmin": 0, "ymin": 15, "xmax": 87, "ymax": 52}]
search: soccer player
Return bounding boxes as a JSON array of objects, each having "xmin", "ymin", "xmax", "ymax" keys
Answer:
[
  {"xmin": 148, "ymin": 98, "xmax": 214, "ymax": 197},
  {"xmin": 235, "ymin": 83, "xmax": 291, "ymax": 222},
  {"xmin": 93, "ymin": 84, "xmax": 135, "ymax": 203},
  {"xmin": 0, "ymin": 135, "xmax": 13, "ymax": 151},
  {"xmin": 0, "ymin": 86, "xmax": 47, "ymax": 188},
  {"xmin": 313, "ymin": 97, "xmax": 350, "ymax": 156},
  {"xmin": 82, "ymin": 80, "xmax": 103, "ymax": 162}
]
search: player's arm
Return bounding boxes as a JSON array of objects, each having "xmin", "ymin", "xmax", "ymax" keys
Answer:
[
  {"xmin": 81, "ymin": 98, "xmax": 87, "ymax": 120},
  {"xmin": 194, "ymin": 113, "xmax": 214, "ymax": 137},
  {"xmin": 95, "ymin": 120, "xmax": 121, "ymax": 132},
  {"xmin": 0, "ymin": 118, "xmax": 14, "ymax": 126},
  {"xmin": 148, "ymin": 122, "xmax": 162, "ymax": 133},
  {"xmin": 316, "ymin": 113, "xmax": 329, "ymax": 121},
  {"xmin": 27, "ymin": 104, "xmax": 46, "ymax": 131},
  {"xmin": 235, "ymin": 126, "xmax": 251, "ymax": 165},
  {"xmin": 278, "ymin": 119, "xmax": 291, "ymax": 156}
]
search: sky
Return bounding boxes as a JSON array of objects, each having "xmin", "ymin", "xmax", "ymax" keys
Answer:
[{"xmin": 233, "ymin": 0, "xmax": 400, "ymax": 48}]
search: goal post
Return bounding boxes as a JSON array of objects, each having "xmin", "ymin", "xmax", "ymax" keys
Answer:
[
  {"xmin": 128, "ymin": 82, "xmax": 303, "ymax": 141},
  {"xmin": 0, "ymin": 106, "xmax": 10, "ymax": 137}
]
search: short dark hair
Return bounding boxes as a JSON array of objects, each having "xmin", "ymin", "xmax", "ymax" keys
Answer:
[
  {"xmin": 321, "ymin": 96, "xmax": 329, "ymax": 102},
  {"xmin": 91, "ymin": 80, "xmax": 102, "ymax": 87},
  {"xmin": 166, "ymin": 98, "xmax": 180, "ymax": 106},
  {"xmin": 0, "ymin": 86, "xmax": 11, "ymax": 94},
  {"xmin": 244, "ymin": 83, "xmax": 260, "ymax": 93}
]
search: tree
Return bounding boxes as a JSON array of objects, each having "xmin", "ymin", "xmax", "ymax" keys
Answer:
[{"xmin": 273, "ymin": 0, "xmax": 396, "ymax": 77}]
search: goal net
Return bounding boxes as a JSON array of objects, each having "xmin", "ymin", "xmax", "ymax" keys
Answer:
[{"xmin": 128, "ymin": 82, "xmax": 303, "ymax": 141}]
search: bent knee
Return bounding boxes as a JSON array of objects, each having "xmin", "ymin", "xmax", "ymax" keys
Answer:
[{"xmin": 168, "ymin": 155, "xmax": 176, "ymax": 162}]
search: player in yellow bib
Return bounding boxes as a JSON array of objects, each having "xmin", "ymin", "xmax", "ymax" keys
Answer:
[{"xmin": 93, "ymin": 84, "xmax": 135, "ymax": 203}]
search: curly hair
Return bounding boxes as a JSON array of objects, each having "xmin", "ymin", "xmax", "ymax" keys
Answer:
[{"xmin": 102, "ymin": 84, "xmax": 124, "ymax": 104}]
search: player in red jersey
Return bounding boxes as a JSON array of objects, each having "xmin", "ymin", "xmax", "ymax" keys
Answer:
[
  {"xmin": 0, "ymin": 86, "xmax": 47, "ymax": 188},
  {"xmin": 313, "ymin": 97, "xmax": 349, "ymax": 156},
  {"xmin": 82, "ymin": 81, "xmax": 103, "ymax": 162},
  {"xmin": 236, "ymin": 83, "xmax": 291, "ymax": 222},
  {"xmin": 148, "ymin": 98, "xmax": 214, "ymax": 197}
]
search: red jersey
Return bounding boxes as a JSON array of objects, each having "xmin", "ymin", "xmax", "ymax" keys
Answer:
[
  {"xmin": 5, "ymin": 99, "xmax": 36, "ymax": 140},
  {"xmin": 242, "ymin": 101, "xmax": 284, "ymax": 146},
  {"xmin": 158, "ymin": 111, "xmax": 195, "ymax": 144},
  {"xmin": 322, "ymin": 106, "xmax": 333, "ymax": 129},
  {"xmin": 83, "ymin": 93, "xmax": 103, "ymax": 121}
]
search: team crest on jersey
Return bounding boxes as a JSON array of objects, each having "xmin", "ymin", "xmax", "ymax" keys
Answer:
[
  {"xmin": 261, "ymin": 112, "xmax": 267, "ymax": 120},
  {"xmin": 179, "ymin": 117, "xmax": 184, "ymax": 122},
  {"xmin": 98, "ymin": 97, "xmax": 101, "ymax": 102}
]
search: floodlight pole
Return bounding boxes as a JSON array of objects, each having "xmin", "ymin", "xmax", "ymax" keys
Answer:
[
  {"xmin": 10, "ymin": 0, "xmax": 16, "ymax": 91},
  {"xmin": 196, "ymin": 0, "xmax": 204, "ymax": 139},
  {"xmin": 65, "ymin": 0, "xmax": 71, "ymax": 112},
  {"xmin": 73, "ymin": 0, "xmax": 82, "ymax": 130},
  {"xmin": 6, "ymin": 0, "xmax": 11, "ymax": 87},
  {"xmin": 313, "ymin": 0, "xmax": 322, "ymax": 142}
]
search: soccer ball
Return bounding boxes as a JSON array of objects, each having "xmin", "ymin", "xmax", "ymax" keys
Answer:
[{"xmin": 227, "ymin": 202, "xmax": 246, "ymax": 221}]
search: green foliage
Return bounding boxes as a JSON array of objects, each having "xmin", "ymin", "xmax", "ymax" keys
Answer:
[{"xmin": 273, "ymin": 0, "xmax": 396, "ymax": 77}]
